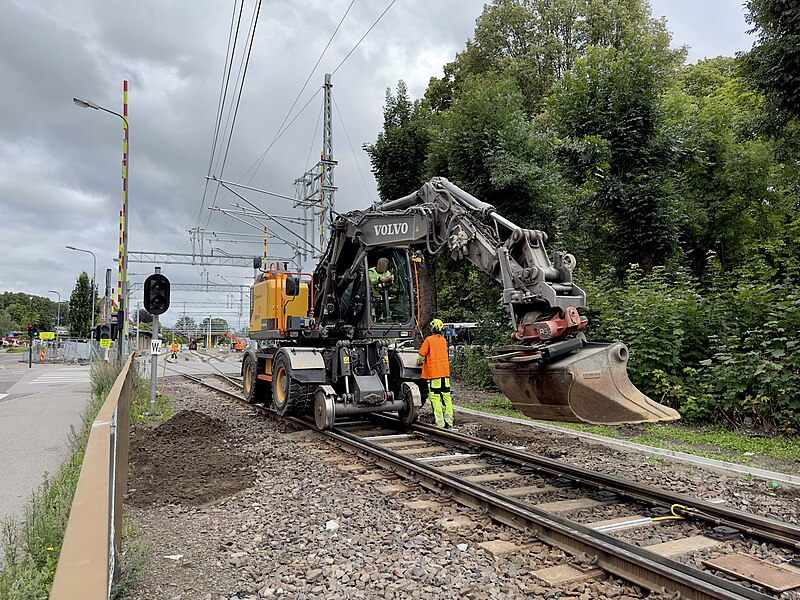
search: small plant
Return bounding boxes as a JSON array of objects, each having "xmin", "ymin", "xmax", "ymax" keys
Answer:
[{"xmin": 0, "ymin": 360, "xmax": 135, "ymax": 599}]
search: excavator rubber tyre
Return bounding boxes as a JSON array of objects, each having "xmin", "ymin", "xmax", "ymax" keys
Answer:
[
  {"xmin": 491, "ymin": 341, "xmax": 681, "ymax": 425},
  {"xmin": 314, "ymin": 388, "xmax": 336, "ymax": 430},
  {"xmin": 242, "ymin": 354, "xmax": 269, "ymax": 404},
  {"xmin": 271, "ymin": 353, "xmax": 294, "ymax": 415}
]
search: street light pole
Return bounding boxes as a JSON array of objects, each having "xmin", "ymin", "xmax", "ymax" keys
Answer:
[
  {"xmin": 73, "ymin": 86, "xmax": 130, "ymax": 359},
  {"xmin": 66, "ymin": 246, "xmax": 96, "ymax": 341},
  {"xmin": 47, "ymin": 290, "xmax": 61, "ymax": 331},
  {"xmin": 48, "ymin": 290, "xmax": 61, "ymax": 361}
]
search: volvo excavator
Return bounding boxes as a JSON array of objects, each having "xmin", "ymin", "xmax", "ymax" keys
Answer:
[{"xmin": 241, "ymin": 177, "xmax": 680, "ymax": 429}]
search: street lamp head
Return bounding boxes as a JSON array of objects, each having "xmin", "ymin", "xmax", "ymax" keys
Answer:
[
  {"xmin": 73, "ymin": 97, "xmax": 100, "ymax": 110},
  {"xmin": 48, "ymin": 290, "xmax": 58, "ymax": 294},
  {"xmin": 66, "ymin": 245, "xmax": 77, "ymax": 251}
]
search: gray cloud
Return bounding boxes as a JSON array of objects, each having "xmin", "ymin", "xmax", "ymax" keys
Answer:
[{"xmin": 0, "ymin": 0, "xmax": 753, "ymax": 326}]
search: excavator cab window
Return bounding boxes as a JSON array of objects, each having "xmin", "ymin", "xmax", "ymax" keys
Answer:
[
  {"xmin": 285, "ymin": 276, "xmax": 300, "ymax": 296},
  {"xmin": 367, "ymin": 250, "xmax": 412, "ymax": 325}
]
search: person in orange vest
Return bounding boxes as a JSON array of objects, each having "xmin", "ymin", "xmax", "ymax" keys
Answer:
[
  {"xmin": 417, "ymin": 318, "xmax": 454, "ymax": 429},
  {"xmin": 170, "ymin": 341, "xmax": 179, "ymax": 361}
]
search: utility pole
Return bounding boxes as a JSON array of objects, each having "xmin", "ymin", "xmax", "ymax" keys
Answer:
[
  {"xmin": 293, "ymin": 73, "xmax": 337, "ymax": 260},
  {"xmin": 135, "ymin": 302, "xmax": 140, "ymax": 351}
]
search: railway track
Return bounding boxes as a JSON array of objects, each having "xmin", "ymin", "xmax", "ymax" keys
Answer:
[{"xmin": 175, "ymin": 370, "xmax": 800, "ymax": 600}]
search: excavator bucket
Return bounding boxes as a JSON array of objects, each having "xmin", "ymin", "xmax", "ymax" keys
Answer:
[{"xmin": 489, "ymin": 342, "xmax": 680, "ymax": 425}]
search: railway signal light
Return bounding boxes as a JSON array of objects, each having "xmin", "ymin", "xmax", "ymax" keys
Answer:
[
  {"xmin": 95, "ymin": 324, "xmax": 111, "ymax": 341},
  {"xmin": 144, "ymin": 273, "xmax": 170, "ymax": 315}
]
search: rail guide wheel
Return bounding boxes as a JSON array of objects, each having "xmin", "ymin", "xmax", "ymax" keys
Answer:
[
  {"xmin": 314, "ymin": 387, "xmax": 336, "ymax": 430},
  {"xmin": 398, "ymin": 381, "xmax": 421, "ymax": 426}
]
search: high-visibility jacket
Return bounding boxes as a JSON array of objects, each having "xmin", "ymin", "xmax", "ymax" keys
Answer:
[
  {"xmin": 418, "ymin": 333, "xmax": 450, "ymax": 379},
  {"xmin": 171, "ymin": 342, "xmax": 179, "ymax": 352},
  {"xmin": 369, "ymin": 266, "xmax": 395, "ymax": 290}
]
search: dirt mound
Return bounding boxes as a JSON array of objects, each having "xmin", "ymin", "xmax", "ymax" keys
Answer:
[{"xmin": 127, "ymin": 410, "xmax": 255, "ymax": 507}]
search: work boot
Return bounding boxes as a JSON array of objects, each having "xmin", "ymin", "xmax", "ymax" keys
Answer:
[{"xmin": 444, "ymin": 423, "xmax": 452, "ymax": 430}]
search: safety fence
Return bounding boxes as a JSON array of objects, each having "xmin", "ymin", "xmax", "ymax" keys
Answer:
[{"xmin": 50, "ymin": 354, "xmax": 134, "ymax": 599}]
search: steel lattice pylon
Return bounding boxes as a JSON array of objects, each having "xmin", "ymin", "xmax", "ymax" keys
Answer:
[{"xmin": 294, "ymin": 73, "xmax": 337, "ymax": 260}]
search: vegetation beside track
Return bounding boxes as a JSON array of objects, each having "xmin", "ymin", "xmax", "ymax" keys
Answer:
[
  {"xmin": 0, "ymin": 361, "xmax": 153, "ymax": 600},
  {"xmin": 458, "ymin": 395, "xmax": 800, "ymax": 473}
]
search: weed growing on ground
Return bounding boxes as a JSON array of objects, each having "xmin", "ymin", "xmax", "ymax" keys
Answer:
[
  {"xmin": 0, "ymin": 361, "xmax": 123, "ymax": 600},
  {"xmin": 110, "ymin": 517, "xmax": 148, "ymax": 600}
]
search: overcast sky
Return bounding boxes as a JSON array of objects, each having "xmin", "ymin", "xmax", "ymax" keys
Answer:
[{"xmin": 0, "ymin": 0, "xmax": 754, "ymax": 328}]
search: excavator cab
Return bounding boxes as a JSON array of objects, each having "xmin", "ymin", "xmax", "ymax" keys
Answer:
[{"xmin": 366, "ymin": 250, "xmax": 413, "ymax": 327}]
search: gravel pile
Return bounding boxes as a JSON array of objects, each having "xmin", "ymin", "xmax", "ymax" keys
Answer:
[{"xmin": 122, "ymin": 377, "xmax": 799, "ymax": 599}]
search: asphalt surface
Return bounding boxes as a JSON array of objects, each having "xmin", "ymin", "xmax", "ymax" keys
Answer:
[{"xmin": 0, "ymin": 353, "xmax": 91, "ymax": 523}]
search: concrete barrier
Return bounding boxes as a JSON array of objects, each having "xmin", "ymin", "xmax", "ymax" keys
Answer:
[{"xmin": 50, "ymin": 355, "xmax": 134, "ymax": 599}]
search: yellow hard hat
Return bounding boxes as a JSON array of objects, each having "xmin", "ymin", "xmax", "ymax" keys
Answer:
[{"xmin": 430, "ymin": 318, "xmax": 444, "ymax": 332}]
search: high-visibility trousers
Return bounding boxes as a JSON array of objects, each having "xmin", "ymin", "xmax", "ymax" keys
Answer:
[{"xmin": 427, "ymin": 377, "xmax": 453, "ymax": 428}]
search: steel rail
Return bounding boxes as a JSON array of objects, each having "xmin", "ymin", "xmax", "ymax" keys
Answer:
[
  {"xmin": 321, "ymin": 424, "xmax": 772, "ymax": 600},
  {"xmin": 372, "ymin": 415, "xmax": 800, "ymax": 550},
  {"xmin": 178, "ymin": 374, "xmax": 778, "ymax": 599}
]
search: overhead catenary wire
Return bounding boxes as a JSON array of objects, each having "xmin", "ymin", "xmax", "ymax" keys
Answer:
[
  {"xmin": 215, "ymin": 0, "xmax": 357, "ymax": 207},
  {"xmin": 331, "ymin": 0, "xmax": 398, "ymax": 76},
  {"xmin": 175, "ymin": 0, "xmax": 245, "ymax": 252},
  {"xmin": 205, "ymin": 0, "xmax": 264, "ymax": 229},
  {"xmin": 262, "ymin": 0, "xmax": 356, "ymax": 175},
  {"xmin": 305, "ymin": 101, "xmax": 324, "ymax": 172},
  {"xmin": 332, "ymin": 95, "xmax": 374, "ymax": 205}
]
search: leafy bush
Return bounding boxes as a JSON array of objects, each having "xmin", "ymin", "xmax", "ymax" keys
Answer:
[
  {"xmin": 450, "ymin": 345, "xmax": 497, "ymax": 391},
  {"xmin": 585, "ymin": 265, "xmax": 800, "ymax": 432}
]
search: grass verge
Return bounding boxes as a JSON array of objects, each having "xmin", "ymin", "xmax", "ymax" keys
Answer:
[
  {"xmin": 0, "ymin": 362, "xmax": 124, "ymax": 600},
  {"xmin": 458, "ymin": 397, "xmax": 800, "ymax": 470}
]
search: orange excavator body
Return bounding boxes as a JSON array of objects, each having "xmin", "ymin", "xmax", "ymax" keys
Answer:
[{"xmin": 223, "ymin": 332, "xmax": 246, "ymax": 352}]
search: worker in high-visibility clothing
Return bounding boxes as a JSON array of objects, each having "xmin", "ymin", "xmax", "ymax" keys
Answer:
[
  {"xmin": 417, "ymin": 318, "xmax": 454, "ymax": 429},
  {"xmin": 170, "ymin": 341, "xmax": 179, "ymax": 361}
]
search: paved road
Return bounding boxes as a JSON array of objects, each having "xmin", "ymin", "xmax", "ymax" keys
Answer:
[{"xmin": 0, "ymin": 355, "xmax": 92, "ymax": 523}]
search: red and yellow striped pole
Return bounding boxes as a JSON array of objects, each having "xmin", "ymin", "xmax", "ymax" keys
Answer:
[
  {"xmin": 263, "ymin": 226, "xmax": 267, "ymax": 271},
  {"xmin": 117, "ymin": 210, "xmax": 123, "ymax": 309},
  {"xmin": 121, "ymin": 80, "xmax": 129, "ymax": 344}
]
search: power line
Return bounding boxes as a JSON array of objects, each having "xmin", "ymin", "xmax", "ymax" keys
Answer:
[
  {"xmin": 176, "ymin": 0, "xmax": 245, "ymax": 253},
  {"xmin": 205, "ymin": 0, "xmax": 264, "ymax": 229},
  {"xmin": 207, "ymin": 0, "xmax": 356, "ymax": 244},
  {"xmin": 332, "ymin": 0, "xmax": 397, "ymax": 76},
  {"xmin": 332, "ymin": 95, "xmax": 374, "ymax": 205},
  {"xmin": 305, "ymin": 100, "xmax": 324, "ymax": 172},
  {"xmin": 261, "ymin": 0, "xmax": 356, "ymax": 176}
]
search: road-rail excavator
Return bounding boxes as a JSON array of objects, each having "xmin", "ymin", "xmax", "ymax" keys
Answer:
[{"xmin": 241, "ymin": 177, "xmax": 680, "ymax": 429}]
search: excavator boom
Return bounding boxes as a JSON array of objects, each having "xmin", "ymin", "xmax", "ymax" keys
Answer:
[{"xmin": 374, "ymin": 177, "xmax": 680, "ymax": 425}]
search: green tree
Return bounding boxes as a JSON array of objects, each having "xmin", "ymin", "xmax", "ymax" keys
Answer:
[
  {"xmin": 427, "ymin": 72, "xmax": 560, "ymax": 230},
  {"xmin": 428, "ymin": 0, "xmax": 673, "ymax": 115},
  {"xmin": 549, "ymin": 36, "xmax": 680, "ymax": 273},
  {"xmin": 738, "ymin": 0, "xmax": 800, "ymax": 126},
  {"xmin": 0, "ymin": 292, "xmax": 57, "ymax": 332},
  {"xmin": 68, "ymin": 272, "xmax": 95, "ymax": 338},
  {"xmin": 662, "ymin": 57, "xmax": 788, "ymax": 277},
  {"xmin": 174, "ymin": 316, "xmax": 196, "ymax": 337},
  {"xmin": 364, "ymin": 81, "xmax": 431, "ymax": 201},
  {"xmin": 199, "ymin": 317, "xmax": 230, "ymax": 334}
]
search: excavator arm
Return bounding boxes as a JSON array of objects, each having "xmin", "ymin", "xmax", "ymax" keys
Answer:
[{"xmin": 314, "ymin": 177, "xmax": 679, "ymax": 425}]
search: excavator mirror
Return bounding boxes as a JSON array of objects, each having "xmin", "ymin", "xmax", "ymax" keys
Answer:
[
  {"xmin": 285, "ymin": 276, "xmax": 300, "ymax": 296},
  {"xmin": 253, "ymin": 257, "xmax": 263, "ymax": 270}
]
